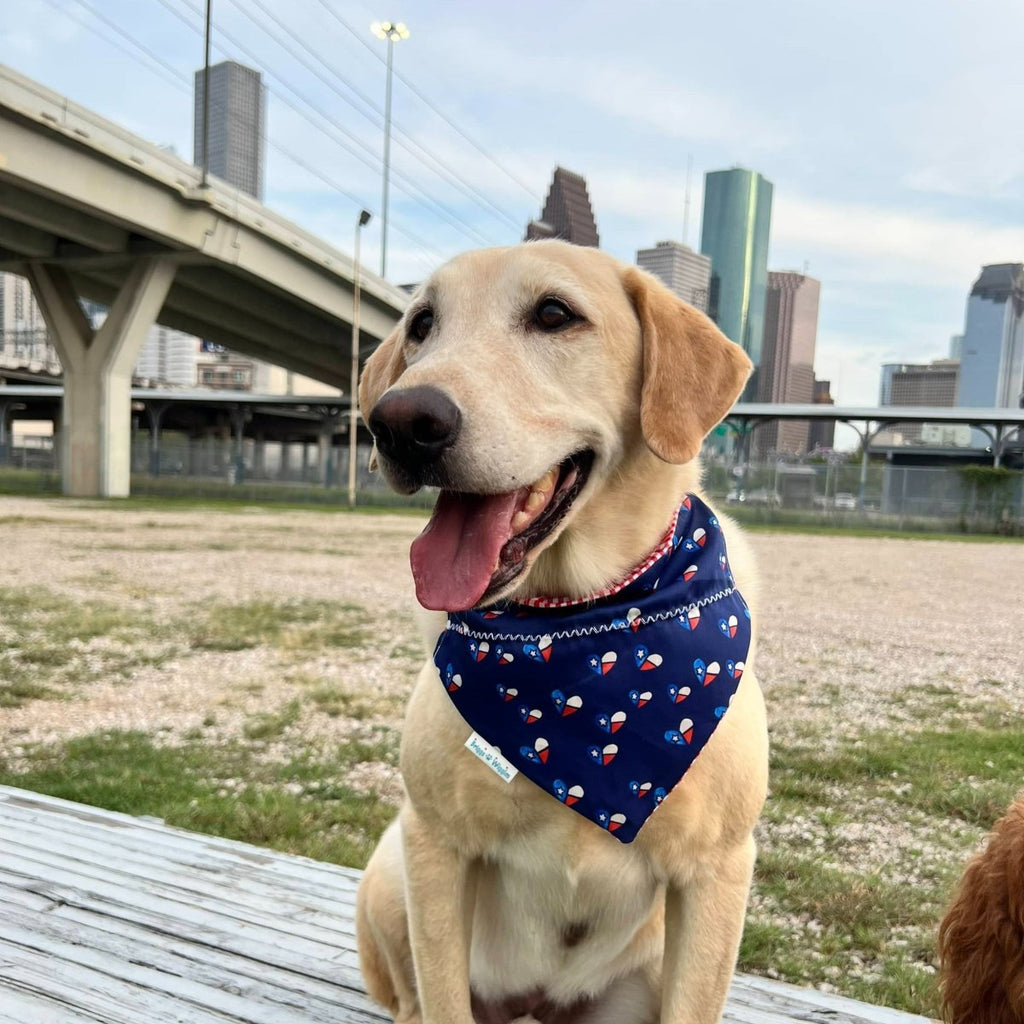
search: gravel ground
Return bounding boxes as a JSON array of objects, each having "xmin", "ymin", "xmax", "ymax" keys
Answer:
[
  {"xmin": 4, "ymin": 496, "xmax": 1022, "ymax": 749},
  {"xmin": 3, "ymin": 495, "xmax": 1023, "ymax": 1005}
]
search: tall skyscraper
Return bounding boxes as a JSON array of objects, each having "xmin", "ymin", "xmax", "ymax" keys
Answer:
[
  {"xmin": 957, "ymin": 264, "xmax": 1024, "ymax": 410},
  {"xmin": 756, "ymin": 271, "xmax": 820, "ymax": 455},
  {"xmin": 699, "ymin": 167, "xmax": 773, "ymax": 395},
  {"xmin": 193, "ymin": 61, "xmax": 266, "ymax": 199},
  {"xmin": 636, "ymin": 241, "xmax": 711, "ymax": 313},
  {"xmin": 807, "ymin": 379, "xmax": 835, "ymax": 452},
  {"xmin": 525, "ymin": 167, "xmax": 599, "ymax": 247}
]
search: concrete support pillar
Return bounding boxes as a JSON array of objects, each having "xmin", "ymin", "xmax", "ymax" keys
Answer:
[
  {"xmin": 318, "ymin": 410, "xmax": 342, "ymax": 488},
  {"xmin": 301, "ymin": 442, "xmax": 311, "ymax": 481},
  {"xmin": 229, "ymin": 405, "xmax": 248, "ymax": 485},
  {"xmin": 25, "ymin": 259, "xmax": 176, "ymax": 497},
  {"xmin": 0, "ymin": 400, "xmax": 23, "ymax": 466},
  {"xmin": 145, "ymin": 402, "xmax": 170, "ymax": 477},
  {"xmin": 252, "ymin": 432, "xmax": 266, "ymax": 478}
]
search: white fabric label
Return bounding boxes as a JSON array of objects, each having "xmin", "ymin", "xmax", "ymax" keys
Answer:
[{"xmin": 465, "ymin": 732, "xmax": 519, "ymax": 783}]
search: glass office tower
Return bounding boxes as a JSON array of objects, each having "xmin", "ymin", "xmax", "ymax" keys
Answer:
[{"xmin": 699, "ymin": 168, "xmax": 773, "ymax": 397}]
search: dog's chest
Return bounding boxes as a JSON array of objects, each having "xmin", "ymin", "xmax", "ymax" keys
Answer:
[{"xmin": 469, "ymin": 829, "xmax": 661, "ymax": 999}]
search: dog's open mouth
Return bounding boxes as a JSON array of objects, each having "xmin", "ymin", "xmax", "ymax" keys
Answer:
[{"xmin": 410, "ymin": 450, "xmax": 594, "ymax": 611}]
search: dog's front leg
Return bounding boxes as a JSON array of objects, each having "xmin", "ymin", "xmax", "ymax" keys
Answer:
[
  {"xmin": 659, "ymin": 839, "xmax": 756, "ymax": 1024},
  {"xmin": 402, "ymin": 806, "xmax": 476, "ymax": 1024}
]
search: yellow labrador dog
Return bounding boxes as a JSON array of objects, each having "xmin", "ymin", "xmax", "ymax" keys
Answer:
[{"xmin": 356, "ymin": 241, "xmax": 768, "ymax": 1024}]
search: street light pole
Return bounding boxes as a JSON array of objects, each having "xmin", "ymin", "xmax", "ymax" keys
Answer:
[
  {"xmin": 370, "ymin": 20, "xmax": 409, "ymax": 279},
  {"xmin": 201, "ymin": 0, "xmax": 213, "ymax": 187},
  {"xmin": 349, "ymin": 209, "xmax": 372, "ymax": 508}
]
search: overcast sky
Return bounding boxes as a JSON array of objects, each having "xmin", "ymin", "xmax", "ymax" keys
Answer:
[{"xmin": 5, "ymin": 0, "xmax": 1024, "ymax": 413}]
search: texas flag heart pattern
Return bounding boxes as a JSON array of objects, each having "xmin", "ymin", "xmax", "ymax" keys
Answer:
[
  {"xmin": 588, "ymin": 651, "xmax": 617, "ymax": 676},
  {"xmin": 551, "ymin": 689, "xmax": 583, "ymax": 716},
  {"xmin": 682, "ymin": 527, "xmax": 707, "ymax": 553},
  {"xmin": 633, "ymin": 645, "xmax": 663, "ymax": 671},
  {"xmin": 588, "ymin": 743, "xmax": 618, "ymax": 766},
  {"xmin": 524, "ymin": 635, "xmax": 553, "ymax": 663},
  {"xmin": 596, "ymin": 710, "xmax": 627, "ymax": 734},
  {"xmin": 667, "ymin": 683, "xmax": 692, "ymax": 704},
  {"xmin": 678, "ymin": 606, "xmax": 701, "ymax": 631},
  {"xmin": 595, "ymin": 810, "xmax": 627, "ymax": 832},
  {"xmin": 692, "ymin": 658, "xmax": 720, "ymax": 686},
  {"xmin": 718, "ymin": 615, "xmax": 739, "ymax": 639},
  {"xmin": 521, "ymin": 737, "xmax": 550, "ymax": 764},
  {"xmin": 664, "ymin": 718, "xmax": 695, "ymax": 745},
  {"xmin": 553, "ymin": 779, "xmax": 584, "ymax": 805},
  {"xmin": 433, "ymin": 491, "xmax": 750, "ymax": 846}
]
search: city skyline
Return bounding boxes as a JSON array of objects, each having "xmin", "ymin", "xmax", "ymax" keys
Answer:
[
  {"xmin": 5, "ymin": 0, "xmax": 1024, "ymax": 413},
  {"xmin": 699, "ymin": 167, "xmax": 773, "ymax": 397}
]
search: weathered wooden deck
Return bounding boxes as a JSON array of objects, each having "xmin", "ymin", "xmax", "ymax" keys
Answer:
[{"xmin": 0, "ymin": 785, "xmax": 934, "ymax": 1023}]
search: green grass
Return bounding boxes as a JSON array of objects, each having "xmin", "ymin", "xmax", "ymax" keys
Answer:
[
  {"xmin": 739, "ymin": 721, "xmax": 1024, "ymax": 1015},
  {"xmin": 771, "ymin": 723, "xmax": 1024, "ymax": 829},
  {"xmin": 242, "ymin": 698, "xmax": 303, "ymax": 740},
  {"xmin": 0, "ymin": 586, "xmax": 371, "ymax": 708},
  {"xmin": 0, "ymin": 729, "xmax": 398, "ymax": 868},
  {"xmin": 0, "ymin": 585, "xmax": 176, "ymax": 705},
  {"xmin": 187, "ymin": 598, "xmax": 368, "ymax": 653}
]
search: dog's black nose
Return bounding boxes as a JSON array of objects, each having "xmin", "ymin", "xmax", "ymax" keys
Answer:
[{"xmin": 368, "ymin": 386, "xmax": 462, "ymax": 469}]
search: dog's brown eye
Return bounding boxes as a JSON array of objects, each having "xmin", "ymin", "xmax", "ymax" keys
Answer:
[
  {"xmin": 535, "ymin": 298, "xmax": 575, "ymax": 331},
  {"xmin": 409, "ymin": 308, "xmax": 434, "ymax": 342}
]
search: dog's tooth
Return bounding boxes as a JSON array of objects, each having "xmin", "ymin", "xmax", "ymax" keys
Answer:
[
  {"xmin": 511, "ymin": 510, "xmax": 531, "ymax": 533},
  {"xmin": 525, "ymin": 489, "xmax": 547, "ymax": 512},
  {"xmin": 533, "ymin": 466, "xmax": 557, "ymax": 494}
]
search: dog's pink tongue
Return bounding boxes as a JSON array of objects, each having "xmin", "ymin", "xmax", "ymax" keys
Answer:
[{"xmin": 411, "ymin": 489, "xmax": 522, "ymax": 611}]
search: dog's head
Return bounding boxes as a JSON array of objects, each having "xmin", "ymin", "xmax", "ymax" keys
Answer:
[{"xmin": 360, "ymin": 241, "xmax": 750, "ymax": 611}]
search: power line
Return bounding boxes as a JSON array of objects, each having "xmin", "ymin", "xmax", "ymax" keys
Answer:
[
  {"xmin": 162, "ymin": 0, "xmax": 501, "ymax": 249},
  {"xmin": 49, "ymin": 0, "xmax": 447, "ymax": 271},
  {"xmin": 310, "ymin": 0, "xmax": 541, "ymax": 204},
  {"xmin": 229, "ymin": 0, "xmax": 525, "ymax": 234}
]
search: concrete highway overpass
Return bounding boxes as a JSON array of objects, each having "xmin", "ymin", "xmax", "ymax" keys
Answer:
[{"xmin": 0, "ymin": 65, "xmax": 409, "ymax": 496}]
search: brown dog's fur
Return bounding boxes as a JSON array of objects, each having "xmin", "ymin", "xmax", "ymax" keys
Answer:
[
  {"xmin": 937, "ymin": 795, "xmax": 1024, "ymax": 1024},
  {"xmin": 355, "ymin": 241, "xmax": 768, "ymax": 1024}
]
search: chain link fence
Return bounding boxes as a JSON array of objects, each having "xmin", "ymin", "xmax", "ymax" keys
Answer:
[{"xmin": 3, "ymin": 433, "xmax": 1023, "ymax": 533}]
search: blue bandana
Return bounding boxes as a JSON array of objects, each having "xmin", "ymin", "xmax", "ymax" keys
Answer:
[{"xmin": 432, "ymin": 494, "xmax": 751, "ymax": 844}]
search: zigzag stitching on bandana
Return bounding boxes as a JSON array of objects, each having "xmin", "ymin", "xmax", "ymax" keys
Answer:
[{"xmin": 445, "ymin": 585, "xmax": 740, "ymax": 644}]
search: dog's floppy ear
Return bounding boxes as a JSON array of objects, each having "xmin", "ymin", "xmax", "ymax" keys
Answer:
[
  {"xmin": 624, "ymin": 267, "xmax": 752, "ymax": 464},
  {"xmin": 358, "ymin": 325, "xmax": 406, "ymax": 427}
]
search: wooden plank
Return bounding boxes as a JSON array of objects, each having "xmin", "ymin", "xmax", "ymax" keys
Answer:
[
  {"xmin": 0, "ymin": 882, "xmax": 378, "ymax": 1016},
  {"xmin": 0, "ymin": 786, "xmax": 937, "ymax": 1024},
  {"xmin": 729, "ymin": 975, "xmax": 935, "ymax": 1023},
  {"xmin": 0, "ymin": 864, "xmax": 365, "ymax": 991},
  {"xmin": 0, "ymin": 789, "xmax": 362, "ymax": 893},
  {"xmin": 0, "ymin": 830, "xmax": 360, "ymax": 946}
]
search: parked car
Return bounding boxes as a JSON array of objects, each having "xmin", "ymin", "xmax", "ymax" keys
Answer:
[
  {"xmin": 813, "ymin": 492, "xmax": 858, "ymax": 511},
  {"xmin": 744, "ymin": 489, "xmax": 782, "ymax": 507}
]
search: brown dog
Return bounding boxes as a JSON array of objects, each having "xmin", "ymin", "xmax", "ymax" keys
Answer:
[
  {"xmin": 355, "ymin": 241, "xmax": 768, "ymax": 1024},
  {"xmin": 938, "ymin": 795, "xmax": 1024, "ymax": 1024}
]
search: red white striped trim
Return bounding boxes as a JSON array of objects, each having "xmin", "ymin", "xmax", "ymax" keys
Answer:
[{"xmin": 518, "ymin": 507, "xmax": 681, "ymax": 610}]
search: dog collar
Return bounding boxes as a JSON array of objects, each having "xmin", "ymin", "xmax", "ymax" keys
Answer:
[{"xmin": 432, "ymin": 494, "xmax": 751, "ymax": 844}]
